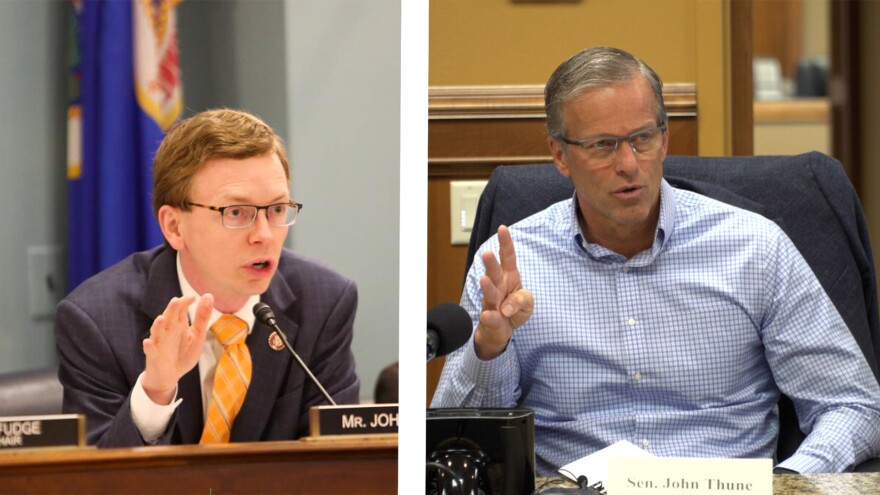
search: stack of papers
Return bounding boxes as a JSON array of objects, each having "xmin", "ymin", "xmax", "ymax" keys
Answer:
[{"xmin": 558, "ymin": 440, "xmax": 655, "ymax": 486}]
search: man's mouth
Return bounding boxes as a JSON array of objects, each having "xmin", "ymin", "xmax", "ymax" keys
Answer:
[
  {"xmin": 250, "ymin": 260, "xmax": 271, "ymax": 270},
  {"xmin": 615, "ymin": 185, "xmax": 642, "ymax": 196}
]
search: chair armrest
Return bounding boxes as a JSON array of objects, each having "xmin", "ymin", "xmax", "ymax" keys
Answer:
[{"xmin": 854, "ymin": 457, "xmax": 880, "ymax": 472}]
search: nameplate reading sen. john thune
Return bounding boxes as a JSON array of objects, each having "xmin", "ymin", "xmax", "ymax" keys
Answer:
[
  {"xmin": 309, "ymin": 404, "xmax": 398, "ymax": 437},
  {"xmin": 0, "ymin": 414, "xmax": 85, "ymax": 450},
  {"xmin": 608, "ymin": 457, "xmax": 772, "ymax": 495}
]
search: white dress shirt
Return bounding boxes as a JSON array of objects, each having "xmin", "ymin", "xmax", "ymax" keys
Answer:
[{"xmin": 130, "ymin": 253, "xmax": 259, "ymax": 443}]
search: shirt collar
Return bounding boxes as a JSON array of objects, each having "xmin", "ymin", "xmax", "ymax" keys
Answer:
[
  {"xmin": 176, "ymin": 252, "xmax": 258, "ymax": 332},
  {"xmin": 570, "ymin": 178, "xmax": 676, "ymax": 264}
]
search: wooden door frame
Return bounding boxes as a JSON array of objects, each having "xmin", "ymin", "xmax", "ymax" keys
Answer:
[
  {"xmin": 831, "ymin": 0, "xmax": 861, "ymax": 191},
  {"xmin": 731, "ymin": 0, "xmax": 754, "ymax": 156}
]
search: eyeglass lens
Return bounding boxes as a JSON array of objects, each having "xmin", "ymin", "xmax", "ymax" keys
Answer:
[
  {"xmin": 222, "ymin": 204, "xmax": 298, "ymax": 228},
  {"xmin": 587, "ymin": 127, "xmax": 664, "ymax": 160}
]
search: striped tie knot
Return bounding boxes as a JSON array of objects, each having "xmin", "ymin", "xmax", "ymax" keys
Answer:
[
  {"xmin": 200, "ymin": 314, "xmax": 252, "ymax": 444},
  {"xmin": 212, "ymin": 314, "xmax": 249, "ymax": 347}
]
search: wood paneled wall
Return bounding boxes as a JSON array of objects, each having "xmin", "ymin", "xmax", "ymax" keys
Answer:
[{"xmin": 426, "ymin": 84, "xmax": 698, "ymax": 403}]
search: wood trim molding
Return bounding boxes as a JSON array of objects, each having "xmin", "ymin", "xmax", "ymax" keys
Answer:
[
  {"xmin": 428, "ymin": 83, "xmax": 699, "ymax": 174},
  {"xmin": 428, "ymin": 160, "xmax": 538, "ymax": 180},
  {"xmin": 428, "ymin": 83, "xmax": 697, "ymax": 120},
  {"xmin": 754, "ymin": 99, "xmax": 830, "ymax": 122},
  {"xmin": 429, "ymin": 85, "xmax": 546, "ymax": 119}
]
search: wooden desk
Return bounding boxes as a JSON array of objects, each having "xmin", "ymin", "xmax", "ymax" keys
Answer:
[{"xmin": 0, "ymin": 437, "xmax": 397, "ymax": 494}]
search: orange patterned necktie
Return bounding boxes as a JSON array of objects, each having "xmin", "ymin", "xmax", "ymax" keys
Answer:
[{"xmin": 200, "ymin": 315, "xmax": 252, "ymax": 444}]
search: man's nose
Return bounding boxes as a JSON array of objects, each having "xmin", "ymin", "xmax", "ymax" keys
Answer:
[
  {"xmin": 249, "ymin": 209, "xmax": 274, "ymax": 242},
  {"xmin": 613, "ymin": 137, "xmax": 639, "ymax": 174}
]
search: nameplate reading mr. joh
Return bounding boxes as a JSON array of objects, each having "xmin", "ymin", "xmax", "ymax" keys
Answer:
[{"xmin": 309, "ymin": 404, "xmax": 398, "ymax": 437}]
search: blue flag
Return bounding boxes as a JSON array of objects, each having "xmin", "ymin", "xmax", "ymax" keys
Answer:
[{"xmin": 67, "ymin": 0, "xmax": 183, "ymax": 291}]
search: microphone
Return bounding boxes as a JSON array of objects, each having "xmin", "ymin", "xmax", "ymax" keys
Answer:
[
  {"xmin": 253, "ymin": 302, "xmax": 337, "ymax": 406},
  {"xmin": 427, "ymin": 303, "xmax": 473, "ymax": 362}
]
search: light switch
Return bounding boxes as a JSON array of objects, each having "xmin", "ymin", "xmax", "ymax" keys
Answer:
[{"xmin": 449, "ymin": 180, "xmax": 488, "ymax": 245}]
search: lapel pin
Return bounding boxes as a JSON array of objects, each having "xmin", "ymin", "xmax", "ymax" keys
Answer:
[{"xmin": 268, "ymin": 332, "xmax": 285, "ymax": 351}]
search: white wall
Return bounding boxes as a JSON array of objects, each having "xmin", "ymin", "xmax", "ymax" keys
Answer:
[
  {"xmin": 0, "ymin": 1, "xmax": 67, "ymax": 372},
  {"xmin": 284, "ymin": 0, "xmax": 401, "ymax": 402}
]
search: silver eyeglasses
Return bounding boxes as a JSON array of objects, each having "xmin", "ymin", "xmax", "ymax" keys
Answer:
[
  {"xmin": 558, "ymin": 124, "xmax": 667, "ymax": 162},
  {"xmin": 187, "ymin": 201, "xmax": 303, "ymax": 229}
]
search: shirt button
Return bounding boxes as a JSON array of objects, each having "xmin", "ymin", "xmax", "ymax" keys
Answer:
[
  {"xmin": 641, "ymin": 439, "xmax": 650, "ymax": 448},
  {"xmin": 634, "ymin": 372, "xmax": 642, "ymax": 382},
  {"xmin": 622, "ymin": 266, "xmax": 630, "ymax": 273},
  {"xmin": 627, "ymin": 317, "xmax": 636, "ymax": 326}
]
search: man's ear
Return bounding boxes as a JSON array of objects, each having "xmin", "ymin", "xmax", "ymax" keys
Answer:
[
  {"xmin": 158, "ymin": 205, "xmax": 185, "ymax": 250},
  {"xmin": 548, "ymin": 137, "xmax": 571, "ymax": 178}
]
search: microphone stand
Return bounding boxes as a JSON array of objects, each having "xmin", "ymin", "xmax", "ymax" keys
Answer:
[
  {"xmin": 253, "ymin": 302, "xmax": 398, "ymax": 440},
  {"xmin": 256, "ymin": 305, "xmax": 337, "ymax": 406}
]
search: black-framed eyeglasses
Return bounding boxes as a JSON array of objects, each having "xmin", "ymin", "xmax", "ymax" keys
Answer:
[
  {"xmin": 187, "ymin": 201, "xmax": 303, "ymax": 229},
  {"xmin": 557, "ymin": 124, "xmax": 667, "ymax": 162}
]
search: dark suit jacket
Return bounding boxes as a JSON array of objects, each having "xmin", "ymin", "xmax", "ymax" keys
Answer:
[{"xmin": 55, "ymin": 245, "xmax": 359, "ymax": 447}]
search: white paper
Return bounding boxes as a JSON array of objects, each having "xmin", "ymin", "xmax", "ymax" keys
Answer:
[{"xmin": 558, "ymin": 440, "xmax": 655, "ymax": 486}]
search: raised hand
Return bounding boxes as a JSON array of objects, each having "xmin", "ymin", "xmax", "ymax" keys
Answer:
[
  {"xmin": 141, "ymin": 294, "xmax": 214, "ymax": 405},
  {"xmin": 474, "ymin": 226, "xmax": 534, "ymax": 360}
]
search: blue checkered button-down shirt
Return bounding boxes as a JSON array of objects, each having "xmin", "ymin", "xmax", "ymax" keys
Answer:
[{"xmin": 432, "ymin": 180, "xmax": 880, "ymax": 475}]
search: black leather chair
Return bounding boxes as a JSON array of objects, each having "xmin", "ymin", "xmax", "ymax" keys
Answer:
[
  {"xmin": 465, "ymin": 152, "xmax": 880, "ymax": 471},
  {"xmin": 0, "ymin": 367, "xmax": 63, "ymax": 417},
  {"xmin": 374, "ymin": 361, "xmax": 399, "ymax": 404}
]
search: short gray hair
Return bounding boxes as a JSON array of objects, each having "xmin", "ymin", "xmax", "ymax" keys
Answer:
[{"xmin": 544, "ymin": 47, "xmax": 666, "ymax": 140}]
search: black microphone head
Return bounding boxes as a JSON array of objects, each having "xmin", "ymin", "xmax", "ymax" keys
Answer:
[
  {"xmin": 427, "ymin": 303, "xmax": 473, "ymax": 358},
  {"xmin": 253, "ymin": 302, "xmax": 276, "ymax": 326}
]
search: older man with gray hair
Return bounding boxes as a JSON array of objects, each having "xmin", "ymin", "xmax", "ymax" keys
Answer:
[{"xmin": 432, "ymin": 47, "xmax": 880, "ymax": 475}]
